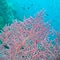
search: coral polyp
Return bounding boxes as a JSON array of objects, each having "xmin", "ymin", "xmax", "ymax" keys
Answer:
[{"xmin": 0, "ymin": 10, "xmax": 60, "ymax": 60}]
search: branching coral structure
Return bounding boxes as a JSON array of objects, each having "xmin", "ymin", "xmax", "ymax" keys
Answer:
[{"xmin": 0, "ymin": 10, "xmax": 60, "ymax": 60}]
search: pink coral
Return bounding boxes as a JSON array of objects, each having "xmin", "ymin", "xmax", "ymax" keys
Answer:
[{"xmin": 0, "ymin": 10, "xmax": 60, "ymax": 60}]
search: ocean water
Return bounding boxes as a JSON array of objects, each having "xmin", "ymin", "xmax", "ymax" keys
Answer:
[
  {"xmin": 0, "ymin": 0, "xmax": 60, "ymax": 60},
  {"xmin": 7, "ymin": 0, "xmax": 60, "ymax": 31}
]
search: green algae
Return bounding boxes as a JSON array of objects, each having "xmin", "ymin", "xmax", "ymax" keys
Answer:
[{"xmin": 0, "ymin": 40, "xmax": 2, "ymax": 45}]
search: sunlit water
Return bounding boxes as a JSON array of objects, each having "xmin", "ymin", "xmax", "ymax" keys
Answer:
[{"xmin": 7, "ymin": 0, "xmax": 60, "ymax": 31}]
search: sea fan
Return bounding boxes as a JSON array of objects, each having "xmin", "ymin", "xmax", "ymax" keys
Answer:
[{"xmin": 0, "ymin": 10, "xmax": 60, "ymax": 60}]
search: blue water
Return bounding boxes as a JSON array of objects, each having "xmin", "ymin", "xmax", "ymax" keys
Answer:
[{"xmin": 7, "ymin": 0, "xmax": 60, "ymax": 31}]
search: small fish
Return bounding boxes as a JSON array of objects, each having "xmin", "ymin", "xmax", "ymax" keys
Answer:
[
  {"xmin": 3, "ymin": 44, "xmax": 9, "ymax": 49},
  {"xmin": 20, "ymin": 46, "xmax": 24, "ymax": 50},
  {"xmin": 27, "ymin": 7, "xmax": 30, "ymax": 10}
]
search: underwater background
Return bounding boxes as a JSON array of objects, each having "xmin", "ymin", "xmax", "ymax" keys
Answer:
[
  {"xmin": 0, "ymin": 0, "xmax": 60, "ymax": 60},
  {"xmin": 0, "ymin": 0, "xmax": 60, "ymax": 31}
]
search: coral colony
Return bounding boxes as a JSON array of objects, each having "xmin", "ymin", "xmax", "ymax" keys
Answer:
[{"xmin": 0, "ymin": 10, "xmax": 60, "ymax": 60}]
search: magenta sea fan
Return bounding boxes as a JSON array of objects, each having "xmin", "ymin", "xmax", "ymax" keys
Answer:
[{"xmin": 0, "ymin": 10, "xmax": 60, "ymax": 60}]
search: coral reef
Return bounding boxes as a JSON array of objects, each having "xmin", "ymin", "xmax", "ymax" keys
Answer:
[{"xmin": 0, "ymin": 10, "xmax": 60, "ymax": 60}]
